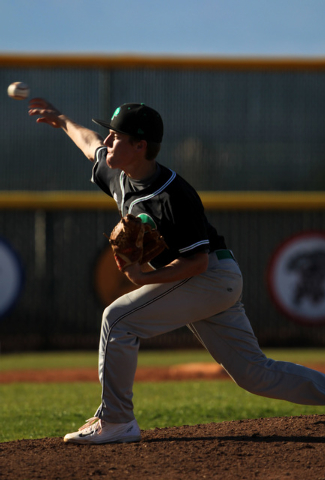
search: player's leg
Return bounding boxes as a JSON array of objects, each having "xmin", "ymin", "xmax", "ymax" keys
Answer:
[
  {"xmin": 189, "ymin": 303, "xmax": 325, "ymax": 405},
  {"xmin": 63, "ymin": 253, "xmax": 242, "ymax": 444},
  {"xmin": 95, "ymin": 254, "xmax": 243, "ymax": 424}
]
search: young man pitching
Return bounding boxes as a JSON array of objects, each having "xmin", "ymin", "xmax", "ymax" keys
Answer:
[{"xmin": 29, "ymin": 99, "xmax": 325, "ymax": 444}]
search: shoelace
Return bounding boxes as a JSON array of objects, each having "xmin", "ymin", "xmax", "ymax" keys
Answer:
[{"xmin": 78, "ymin": 417, "xmax": 103, "ymax": 434}]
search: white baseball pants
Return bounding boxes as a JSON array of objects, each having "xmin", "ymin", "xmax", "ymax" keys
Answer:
[{"xmin": 95, "ymin": 252, "xmax": 325, "ymax": 423}]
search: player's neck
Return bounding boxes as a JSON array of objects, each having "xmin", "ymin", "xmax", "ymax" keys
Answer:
[{"xmin": 125, "ymin": 159, "xmax": 157, "ymax": 181}]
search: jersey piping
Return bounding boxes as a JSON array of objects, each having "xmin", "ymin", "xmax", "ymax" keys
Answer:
[
  {"xmin": 120, "ymin": 169, "xmax": 177, "ymax": 217},
  {"xmin": 90, "ymin": 146, "xmax": 107, "ymax": 184},
  {"xmin": 179, "ymin": 240, "xmax": 210, "ymax": 254},
  {"xmin": 119, "ymin": 171, "xmax": 126, "ymax": 214}
]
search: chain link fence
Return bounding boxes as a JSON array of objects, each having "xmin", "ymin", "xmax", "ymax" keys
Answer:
[{"xmin": 1, "ymin": 56, "xmax": 325, "ymax": 351}]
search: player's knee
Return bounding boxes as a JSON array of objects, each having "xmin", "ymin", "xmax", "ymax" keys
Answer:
[
  {"xmin": 234, "ymin": 376, "xmax": 261, "ymax": 394},
  {"xmin": 227, "ymin": 356, "xmax": 271, "ymax": 394},
  {"xmin": 101, "ymin": 303, "xmax": 129, "ymax": 330},
  {"xmin": 102, "ymin": 305, "xmax": 111, "ymax": 320},
  {"xmin": 101, "ymin": 304, "xmax": 118, "ymax": 330}
]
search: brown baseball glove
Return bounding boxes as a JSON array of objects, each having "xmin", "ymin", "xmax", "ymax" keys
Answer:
[{"xmin": 107, "ymin": 214, "xmax": 167, "ymax": 271}]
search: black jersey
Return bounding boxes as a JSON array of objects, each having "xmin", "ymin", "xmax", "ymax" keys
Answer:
[{"xmin": 91, "ymin": 146, "xmax": 226, "ymax": 268}]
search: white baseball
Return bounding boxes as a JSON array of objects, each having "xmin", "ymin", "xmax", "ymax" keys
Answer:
[{"xmin": 7, "ymin": 82, "xmax": 30, "ymax": 100}]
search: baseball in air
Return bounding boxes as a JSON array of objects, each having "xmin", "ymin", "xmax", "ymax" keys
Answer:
[{"xmin": 7, "ymin": 81, "xmax": 30, "ymax": 100}]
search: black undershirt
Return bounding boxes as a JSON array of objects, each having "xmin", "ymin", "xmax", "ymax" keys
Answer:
[{"xmin": 128, "ymin": 164, "xmax": 162, "ymax": 191}]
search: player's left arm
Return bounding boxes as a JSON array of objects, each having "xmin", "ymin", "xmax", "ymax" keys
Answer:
[{"xmin": 124, "ymin": 252, "xmax": 209, "ymax": 286}]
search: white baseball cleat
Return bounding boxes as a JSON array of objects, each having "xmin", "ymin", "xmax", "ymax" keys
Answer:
[{"xmin": 63, "ymin": 417, "xmax": 141, "ymax": 444}]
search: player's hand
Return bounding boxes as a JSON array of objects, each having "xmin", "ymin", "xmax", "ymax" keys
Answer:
[
  {"xmin": 123, "ymin": 263, "xmax": 147, "ymax": 286},
  {"xmin": 28, "ymin": 98, "xmax": 64, "ymax": 128}
]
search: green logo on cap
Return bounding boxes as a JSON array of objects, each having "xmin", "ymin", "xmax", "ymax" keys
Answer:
[
  {"xmin": 137, "ymin": 128, "xmax": 145, "ymax": 135},
  {"xmin": 111, "ymin": 107, "xmax": 121, "ymax": 120}
]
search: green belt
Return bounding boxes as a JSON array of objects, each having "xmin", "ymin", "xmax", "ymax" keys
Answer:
[{"xmin": 215, "ymin": 249, "xmax": 234, "ymax": 260}]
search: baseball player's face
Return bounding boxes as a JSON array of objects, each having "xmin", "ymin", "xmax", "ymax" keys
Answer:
[{"xmin": 103, "ymin": 130, "xmax": 138, "ymax": 171}]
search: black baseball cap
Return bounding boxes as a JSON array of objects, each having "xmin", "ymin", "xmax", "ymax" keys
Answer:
[{"xmin": 92, "ymin": 103, "xmax": 163, "ymax": 143}]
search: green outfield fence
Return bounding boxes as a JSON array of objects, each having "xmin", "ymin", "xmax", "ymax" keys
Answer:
[{"xmin": 1, "ymin": 55, "xmax": 325, "ymax": 351}]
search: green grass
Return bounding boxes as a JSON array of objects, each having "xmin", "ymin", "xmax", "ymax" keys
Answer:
[
  {"xmin": 1, "ymin": 348, "xmax": 325, "ymax": 443},
  {"xmin": 0, "ymin": 349, "xmax": 213, "ymax": 370},
  {"xmin": 1, "ymin": 380, "xmax": 325, "ymax": 443}
]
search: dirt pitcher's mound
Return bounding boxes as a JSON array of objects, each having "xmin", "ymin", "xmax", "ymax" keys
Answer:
[
  {"xmin": 0, "ymin": 363, "xmax": 230, "ymax": 383},
  {"xmin": 2, "ymin": 415, "xmax": 325, "ymax": 479},
  {"xmin": 2, "ymin": 362, "xmax": 325, "ymax": 383}
]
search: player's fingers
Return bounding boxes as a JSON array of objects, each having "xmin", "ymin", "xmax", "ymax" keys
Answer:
[
  {"xmin": 28, "ymin": 97, "xmax": 48, "ymax": 106},
  {"xmin": 28, "ymin": 100, "xmax": 62, "ymax": 127},
  {"xmin": 29, "ymin": 108, "xmax": 54, "ymax": 117},
  {"xmin": 28, "ymin": 108, "xmax": 49, "ymax": 117},
  {"xmin": 29, "ymin": 98, "xmax": 57, "ymax": 111},
  {"xmin": 28, "ymin": 108, "xmax": 40, "ymax": 116}
]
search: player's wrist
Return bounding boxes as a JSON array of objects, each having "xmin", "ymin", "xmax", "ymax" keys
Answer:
[
  {"xmin": 124, "ymin": 264, "xmax": 146, "ymax": 285},
  {"xmin": 57, "ymin": 114, "xmax": 71, "ymax": 129}
]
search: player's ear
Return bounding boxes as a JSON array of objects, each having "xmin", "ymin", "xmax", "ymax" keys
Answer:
[{"xmin": 136, "ymin": 140, "xmax": 147, "ymax": 151}]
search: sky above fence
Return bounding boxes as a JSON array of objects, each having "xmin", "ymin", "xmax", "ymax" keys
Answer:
[{"xmin": 1, "ymin": 0, "xmax": 325, "ymax": 56}]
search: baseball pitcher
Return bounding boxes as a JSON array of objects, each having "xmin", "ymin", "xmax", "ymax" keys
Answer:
[{"xmin": 29, "ymin": 99, "xmax": 325, "ymax": 445}]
